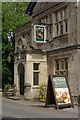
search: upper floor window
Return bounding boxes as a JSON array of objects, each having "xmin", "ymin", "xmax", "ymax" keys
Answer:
[
  {"xmin": 49, "ymin": 14, "xmax": 52, "ymax": 34},
  {"xmin": 46, "ymin": 16, "xmax": 49, "ymax": 38},
  {"xmin": 54, "ymin": 58, "xmax": 68, "ymax": 76},
  {"xmin": 55, "ymin": 7, "xmax": 68, "ymax": 37}
]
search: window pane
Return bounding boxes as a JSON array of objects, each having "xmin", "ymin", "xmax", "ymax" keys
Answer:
[
  {"xmin": 46, "ymin": 16, "xmax": 48, "ymax": 24},
  {"xmin": 60, "ymin": 71, "xmax": 64, "ymax": 75},
  {"xmin": 46, "ymin": 17, "xmax": 48, "ymax": 38},
  {"xmin": 56, "ymin": 24, "xmax": 59, "ymax": 36},
  {"xmin": 61, "ymin": 11, "xmax": 63, "ymax": 20},
  {"xmin": 56, "ymin": 60, "xmax": 59, "ymax": 70},
  {"xmin": 50, "ymin": 14, "xmax": 52, "ymax": 23},
  {"xmin": 46, "ymin": 27, "xmax": 48, "ymax": 38},
  {"xmin": 50, "ymin": 14, "xmax": 52, "ymax": 34},
  {"xmin": 55, "ymin": 72, "xmax": 59, "ymax": 75},
  {"xmin": 60, "ymin": 22, "xmax": 63, "ymax": 35},
  {"xmin": 33, "ymin": 63, "xmax": 39, "ymax": 70},
  {"xmin": 33, "ymin": 72, "xmax": 39, "ymax": 85},
  {"xmin": 56, "ymin": 12, "xmax": 58, "ymax": 22},
  {"xmin": 65, "ymin": 20, "xmax": 68, "ymax": 33},
  {"xmin": 65, "ymin": 58, "xmax": 68, "ymax": 69},
  {"xmin": 61, "ymin": 60, "xmax": 64, "ymax": 70},
  {"xmin": 65, "ymin": 8, "xmax": 67, "ymax": 19}
]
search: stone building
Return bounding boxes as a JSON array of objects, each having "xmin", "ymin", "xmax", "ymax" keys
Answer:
[{"xmin": 14, "ymin": 2, "xmax": 80, "ymax": 102}]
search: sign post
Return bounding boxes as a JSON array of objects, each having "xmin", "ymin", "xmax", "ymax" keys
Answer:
[{"xmin": 45, "ymin": 75, "xmax": 74, "ymax": 109}]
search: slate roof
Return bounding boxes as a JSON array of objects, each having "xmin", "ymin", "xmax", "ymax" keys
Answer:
[{"xmin": 26, "ymin": 1, "xmax": 37, "ymax": 16}]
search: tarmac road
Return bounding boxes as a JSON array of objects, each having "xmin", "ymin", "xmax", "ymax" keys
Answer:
[{"xmin": 2, "ymin": 97, "xmax": 79, "ymax": 119}]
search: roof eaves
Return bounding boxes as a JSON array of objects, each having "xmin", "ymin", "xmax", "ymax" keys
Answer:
[{"xmin": 14, "ymin": 21, "xmax": 31, "ymax": 33}]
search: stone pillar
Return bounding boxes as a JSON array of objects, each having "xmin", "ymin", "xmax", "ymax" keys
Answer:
[
  {"xmin": 24, "ymin": 83, "xmax": 31, "ymax": 99},
  {"xmin": 68, "ymin": 51, "xmax": 79, "ymax": 103},
  {"xmin": 14, "ymin": 63, "xmax": 20, "ymax": 95},
  {"xmin": 24, "ymin": 61, "xmax": 27, "ymax": 84},
  {"xmin": 14, "ymin": 63, "xmax": 17, "ymax": 84}
]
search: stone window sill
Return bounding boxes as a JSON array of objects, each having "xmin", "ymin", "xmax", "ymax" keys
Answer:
[
  {"xmin": 53, "ymin": 33, "xmax": 68, "ymax": 39},
  {"xmin": 32, "ymin": 86, "xmax": 40, "ymax": 89}
]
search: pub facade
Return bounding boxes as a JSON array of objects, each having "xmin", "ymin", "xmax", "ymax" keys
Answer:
[{"xmin": 14, "ymin": 2, "xmax": 80, "ymax": 102}]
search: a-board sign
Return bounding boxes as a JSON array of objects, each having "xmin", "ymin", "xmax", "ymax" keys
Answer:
[{"xmin": 45, "ymin": 75, "xmax": 73, "ymax": 109}]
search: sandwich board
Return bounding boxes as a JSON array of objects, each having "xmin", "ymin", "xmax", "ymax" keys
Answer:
[{"xmin": 45, "ymin": 75, "xmax": 74, "ymax": 109}]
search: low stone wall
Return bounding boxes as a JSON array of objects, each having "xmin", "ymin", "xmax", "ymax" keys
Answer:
[
  {"xmin": 2, "ymin": 91, "xmax": 14, "ymax": 98},
  {"xmin": 72, "ymin": 95, "xmax": 80, "ymax": 104},
  {"xmin": 2, "ymin": 89, "xmax": 14, "ymax": 98}
]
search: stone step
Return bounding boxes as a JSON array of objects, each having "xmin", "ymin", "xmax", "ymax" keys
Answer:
[
  {"xmin": 3, "ymin": 91, "xmax": 14, "ymax": 97},
  {"xmin": 6, "ymin": 95, "xmax": 24, "ymax": 100}
]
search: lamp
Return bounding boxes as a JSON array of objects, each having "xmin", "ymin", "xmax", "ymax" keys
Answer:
[
  {"xmin": 18, "ymin": 53, "xmax": 22, "ymax": 59},
  {"xmin": 7, "ymin": 54, "xmax": 11, "ymax": 63}
]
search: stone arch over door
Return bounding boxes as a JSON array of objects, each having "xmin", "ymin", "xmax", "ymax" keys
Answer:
[{"xmin": 18, "ymin": 63, "xmax": 25, "ymax": 95}]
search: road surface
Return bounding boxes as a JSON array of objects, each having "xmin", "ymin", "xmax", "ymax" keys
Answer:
[{"xmin": 2, "ymin": 97, "xmax": 79, "ymax": 119}]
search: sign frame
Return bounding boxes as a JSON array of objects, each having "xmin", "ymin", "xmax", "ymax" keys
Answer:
[
  {"xmin": 45, "ymin": 75, "xmax": 74, "ymax": 109},
  {"xmin": 34, "ymin": 25, "xmax": 46, "ymax": 43}
]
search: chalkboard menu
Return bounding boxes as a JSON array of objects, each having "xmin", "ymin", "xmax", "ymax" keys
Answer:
[{"xmin": 45, "ymin": 75, "xmax": 73, "ymax": 109}]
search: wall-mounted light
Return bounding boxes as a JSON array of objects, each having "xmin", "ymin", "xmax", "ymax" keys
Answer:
[
  {"xmin": 18, "ymin": 53, "xmax": 22, "ymax": 59},
  {"xmin": 7, "ymin": 54, "xmax": 11, "ymax": 63}
]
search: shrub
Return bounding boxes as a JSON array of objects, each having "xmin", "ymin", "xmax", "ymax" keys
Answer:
[
  {"xmin": 38, "ymin": 84, "xmax": 47, "ymax": 102},
  {"xmin": 3, "ymin": 83, "xmax": 11, "ymax": 92}
]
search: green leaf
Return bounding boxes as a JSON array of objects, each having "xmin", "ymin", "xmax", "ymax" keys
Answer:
[{"xmin": 2, "ymin": 2, "xmax": 30, "ymax": 89}]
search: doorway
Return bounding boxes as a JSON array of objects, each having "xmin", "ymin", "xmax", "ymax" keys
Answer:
[{"xmin": 18, "ymin": 63, "xmax": 25, "ymax": 95}]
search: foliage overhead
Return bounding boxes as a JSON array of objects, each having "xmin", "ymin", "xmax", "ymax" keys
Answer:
[{"xmin": 2, "ymin": 2, "xmax": 30, "ymax": 88}]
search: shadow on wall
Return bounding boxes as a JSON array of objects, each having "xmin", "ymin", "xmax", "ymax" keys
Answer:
[{"xmin": 78, "ymin": 95, "xmax": 80, "ymax": 103}]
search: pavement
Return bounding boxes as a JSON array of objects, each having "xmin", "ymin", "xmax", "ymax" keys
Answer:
[
  {"xmin": 3, "ymin": 96, "xmax": 79, "ymax": 114},
  {"xmin": 2, "ymin": 96, "xmax": 80, "ymax": 119}
]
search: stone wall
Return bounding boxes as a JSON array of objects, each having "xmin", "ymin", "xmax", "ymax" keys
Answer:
[
  {"xmin": 14, "ymin": 2, "xmax": 80, "ymax": 101},
  {"xmin": 24, "ymin": 53, "xmax": 47, "ymax": 99},
  {"xmin": 68, "ymin": 2, "xmax": 77, "ymax": 46},
  {"xmin": 47, "ymin": 49, "xmax": 79, "ymax": 102}
]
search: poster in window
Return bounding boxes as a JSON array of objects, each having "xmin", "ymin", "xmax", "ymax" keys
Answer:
[
  {"xmin": 34, "ymin": 25, "xmax": 45, "ymax": 42},
  {"xmin": 52, "ymin": 76, "xmax": 71, "ymax": 105}
]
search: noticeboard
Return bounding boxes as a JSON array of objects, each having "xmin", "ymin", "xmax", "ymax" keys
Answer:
[
  {"xmin": 45, "ymin": 75, "xmax": 73, "ymax": 109},
  {"xmin": 34, "ymin": 25, "xmax": 46, "ymax": 42}
]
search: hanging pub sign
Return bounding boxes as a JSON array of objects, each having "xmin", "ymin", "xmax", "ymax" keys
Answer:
[
  {"xmin": 45, "ymin": 75, "xmax": 74, "ymax": 109},
  {"xmin": 34, "ymin": 25, "xmax": 46, "ymax": 42}
]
